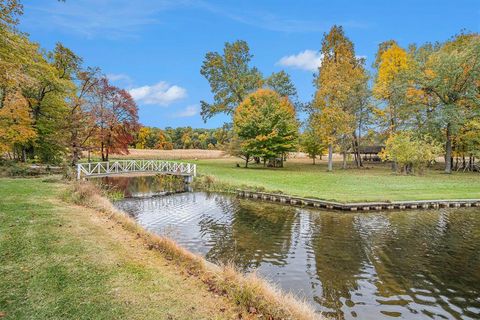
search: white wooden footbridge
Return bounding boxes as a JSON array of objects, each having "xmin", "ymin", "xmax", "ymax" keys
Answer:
[{"xmin": 76, "ymin": 160, "xmax": 197, "ymax": 182}]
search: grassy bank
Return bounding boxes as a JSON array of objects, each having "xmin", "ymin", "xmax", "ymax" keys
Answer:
[
  {"xmin": 195, "ymin": 159, "xmax": 480, "ymax": 202},
  {"xmin": 0, "ymin": 178, "xmax": 240, "ymax": 319},
  {"xmin": 0, "ymin": 178, "xmax": 320, "ymax": 320}
]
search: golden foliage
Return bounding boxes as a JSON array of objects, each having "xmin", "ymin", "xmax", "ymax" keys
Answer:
[
  {"xmin": 373, "ymin": 43, "xmax": 410, "ymax": 100},
  {"xmin": 0, "ymin": 90, "xmax": 36, "ymax": 153}
]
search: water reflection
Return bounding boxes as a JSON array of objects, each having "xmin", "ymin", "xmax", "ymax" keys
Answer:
[
  {"xmin": 93, "ymin": 175, "xmax": 187, "ymax": 198},
  {"xmin": 111, "ymin": 178, "xmax": 480, "ymax": 319}
]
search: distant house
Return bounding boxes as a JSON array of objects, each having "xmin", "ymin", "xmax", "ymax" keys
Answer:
[{"xmin": 349, "ymin": 145, "xmax": 385, "ymax": 161}]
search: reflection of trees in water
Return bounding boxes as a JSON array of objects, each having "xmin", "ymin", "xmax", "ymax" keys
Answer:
[
  {"xmin": 308, "ymin": 213, "xmax": 368, "ymax": 318},
  {"xmin": 100, "ymin": 175, "xmax": 185, "ymax": 197},
  {"xmin": 198, "ymin": 198, "xmax": 297, "ymax": 272},
  {"xmin": 363, "ymin": 209, "xmax": 480, "ymax": 318}
]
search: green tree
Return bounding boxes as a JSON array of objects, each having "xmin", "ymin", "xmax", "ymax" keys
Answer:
[
  {"xmin": 411, "ymin": 33, "xmax": 480, "ymax": 173},
  {"xmin": 233, "ymin": 89, "xmax": 299, "ymax": 167},
  {"xmin": 200, "ymin": 40, "xmax": 297, "ymax": 121},
  {"xmin": 200, "ymin": 40, "xmax": 262, "ymax": 120},
  {"xmin": 264, "ymin": 70, "xmax": 297, "ymax": 99},
  {"xmin": 380, "ymin": 132, "xmax": 442, "ymax": 174},
  {"xmin": 300, "ymin": 118, "xmax": 325, "ymax": 165}
]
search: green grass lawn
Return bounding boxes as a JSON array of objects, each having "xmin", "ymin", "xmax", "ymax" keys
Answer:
[
  {"xmin": 0, "ymin": 178, "xmax": 238, "ymax": 319},
  {"xmin": 196, "ymin": 159, "xmax": 480, "ymax": 202}
]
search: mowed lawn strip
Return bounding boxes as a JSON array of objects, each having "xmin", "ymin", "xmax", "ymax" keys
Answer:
[
  {"xmin": 0, "ymin": 178, "xmax": 238, "ymax": 320},
  {"xmin": 196, "ymin": 159, "xmax": 480, "ymax": 202}
]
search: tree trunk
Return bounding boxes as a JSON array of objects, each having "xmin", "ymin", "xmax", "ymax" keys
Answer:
[
  {"xmin": 327, "ymin": 144, "xmax": 333, "ymax": 172},
  {"xmin": 342, "ymin": 152, "xmax": 347, "ymax": 169},
  {"xmin": 244, "ymin": 155, "xmax": 249, "ymax": 168},
  {"xmin": 445, "ymin": 123, "xmax": 452, "ymax": 174},
  {"xmin": 392, "ymin": 161, "xmax": 397, "ymax": 172},
  {"xmin": 313, "ymin": 155, "xmax": 316, "ymax": 165},
  {"xmin": 71, "ymin": 147, "xmax": 79, "ymax": 166},
  {"xmin": 352, "ymin": 131, "xmax": 362, "ymax": 167}
]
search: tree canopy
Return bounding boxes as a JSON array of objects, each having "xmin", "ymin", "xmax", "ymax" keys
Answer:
[{"xmin": 233, "ymin": 89, "xmax": 299, "ymax": 167}]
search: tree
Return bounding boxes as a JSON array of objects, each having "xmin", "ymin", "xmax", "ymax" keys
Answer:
[
  {"xmin": 373, "ymin": 42, "xmax": 411, "ymax": 133},
  {"xmin": 233, "ymin": 89, "xmax": 298, "ymax": 167},
  {"xmin": 0, "ymin": 0, "xmax": 23, "ymax": 28},
  {"xmin": 313, "ymin": 25, "xmax": 361, "ymax": 171},
  {"xmin": 264, "ymin": 70, "xmax": 297, "ymax": 99},
  {"xmin": 315, "ymin": 107, "xmax": 353, "ymax": 171},
  {"xmin": 200, "ymin": 40, "xmax": 297, "ymax": 121},
  {"xmin": 200, "ymin": 40, "xmax": 262, "ymax": 120},
  {"xmin": 0, "ymin": 90, "xmax": 36, "ymax": 158},
  {"xmin": 68, "ymin": 67, "xmax": 101, "ymax": 165},
  {"xmin": 300, "ymin": 118, "xmax": 325, "ymax": 164},
  {"xmin": 410, "ymin": 33, "xmax": 480, "ymax": 173},
  {"xmin": 380, "ymin": 132, "xmax": 442, "ymax": 174},
  {"xmin": 93, "ymin": 78, "xmax": 139, "ymax": 161}
]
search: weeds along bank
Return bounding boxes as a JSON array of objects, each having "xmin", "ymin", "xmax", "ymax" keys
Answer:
[{"xmin": 67, "ymin": 180, "xmax": 322, "ymax": 320}]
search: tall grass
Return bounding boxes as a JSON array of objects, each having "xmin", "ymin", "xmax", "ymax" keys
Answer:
[{"xmin": 66, "ymin": 180, "xmax": 322, "ymax": 320}]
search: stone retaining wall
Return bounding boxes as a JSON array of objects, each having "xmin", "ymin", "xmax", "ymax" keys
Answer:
[{"xmin": 236, "ymin": 190, "xmax": 480, "ymax": 211}]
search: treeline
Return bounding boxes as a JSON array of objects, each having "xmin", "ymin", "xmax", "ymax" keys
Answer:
[
  {"xmin": 0, "ymin": 2, "xmax": 139, "ymax": 165},
  {"xmin": 133, "ymin": 125, "xmax": 232, "ymax": 150},
  {"xmin": 200, "ymin": 28, "xmax": 480, "ymax": 173}
]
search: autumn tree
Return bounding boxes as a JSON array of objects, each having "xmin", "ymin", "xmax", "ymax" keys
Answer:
[
  {"xmin": 373, "ymin": 41, "xmax": 412, "ymax": 134},
  {"xmin": 313, "ymin": 25, "xmax": 364, "ymax": 171},
  {"xmin": 300, "ymin": 116, "xmax": 325, "ymax": 164},
  {"xmin": 0, "ymin": 91, "xmax": 36, "ymax": 158},
  {"xmin": 68, "ymin": 67, "xmax": 101, "ymax": 165},
  {"xmin": 380, "ymin": 132, "xmax": 441, "ymax": 174},
  {"xmin": 233, "ymin": 89, "xmax": 298, "ymax": 167},
  {"xmin": 93, "ymin": 78, "xmax": 139, "ymax": 161},
  {"xmin": 0, "ymin": 0, "xmax": 23, "ymax": 28},
  {"xmin": 410, "ymin": 33, "xmax": 480, "ymax": 173}
]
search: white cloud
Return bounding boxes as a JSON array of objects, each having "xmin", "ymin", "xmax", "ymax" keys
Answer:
[
  {"xmin": 277, "ymin": 50, "xmax": 323, "ymax": 72},
  {"xmin": 106, "ymin": 73, "xmax": 132, "ymax": 82},
  {"xmin": 173, "ymin": 105, "xmax": 198, "ymax": 118},
  {"xmin": 129, "ymin": 82, "xmax": 187, "ymax": 106}
]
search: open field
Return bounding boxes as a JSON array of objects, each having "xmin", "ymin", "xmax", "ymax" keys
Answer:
[
  {"xmin": 0, "ymin": 178, "xmax": 239, "ymax": 319},
  {"xmin": 116, "ymin": 148, "xmax": 228, "ymax": 160},
  {"xmin": 194, "ymin": 159, "xmax": 480, "ymax": 202}
]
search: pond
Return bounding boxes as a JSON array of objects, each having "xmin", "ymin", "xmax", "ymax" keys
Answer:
[{"xmin": 99, "ymin": 175, "xmax": 480, "ymax": 320}]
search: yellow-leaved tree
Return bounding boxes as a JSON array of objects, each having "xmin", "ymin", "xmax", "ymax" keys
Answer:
[
  {"xmin": 313, "ymin": 25, "xmax": 364, "ymax": 171},
  {"xmin": 373, "ymin": 42, "xmax": 411, "ymax": 133},
  {"xmin": 0, "ymin": 91, "xmax": 36, "ymax": 156},
  {"xmin": 233, "ymin": 89, "xmax": 298, "ymax": 168}
]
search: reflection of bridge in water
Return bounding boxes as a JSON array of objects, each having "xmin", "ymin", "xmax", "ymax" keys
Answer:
[{"xmin": 76, "ymin": 160, "xmax": 196, "ymax": 182}]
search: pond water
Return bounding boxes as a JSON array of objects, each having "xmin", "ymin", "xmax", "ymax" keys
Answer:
[{"xmin": 101, "ymin": 176, "xmax": 480, "ymax": 320}]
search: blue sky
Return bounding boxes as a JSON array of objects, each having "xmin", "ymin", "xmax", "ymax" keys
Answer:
[{"xmin": 21, "ymin": 0, "xmax": 480, "ymax": 129}]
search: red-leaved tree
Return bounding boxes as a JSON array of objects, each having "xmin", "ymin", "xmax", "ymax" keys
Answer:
[{"xmin": 93, "ymin": 78, "xmax": 139, "ymax": 161}]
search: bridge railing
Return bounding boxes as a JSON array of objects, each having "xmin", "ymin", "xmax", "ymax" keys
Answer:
[{"xmin": 76, "ymin": 160, "xmax": 196, "ymax": 179}]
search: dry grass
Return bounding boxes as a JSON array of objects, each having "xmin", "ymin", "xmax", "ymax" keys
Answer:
[
  {"xmin": 115, "ymin": 149, "xmax": 229, "ymax": 160},
  {"xmin": 67, "ymin": 180, "xmax": 323, "ymax": 320}
]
